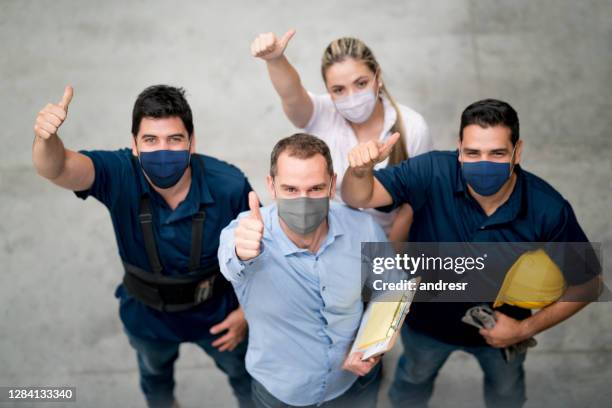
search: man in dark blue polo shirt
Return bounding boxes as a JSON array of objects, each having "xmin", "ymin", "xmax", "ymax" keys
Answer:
[
  {"xmin": 341, "ymin": 99, "xmax": 599, "ymax": 407},
  {"xmin": 32, "ymin": 85, "xmax": 253, "ymax": 408}
]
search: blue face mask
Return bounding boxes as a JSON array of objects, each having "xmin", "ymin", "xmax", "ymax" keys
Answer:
[
  {"xmin": 461, "ymin": 147, "xmax": 516, "ymax": 196},
  {"xmin": 139, "ymin": 149, "xmax": 191, "ymax": 189}
]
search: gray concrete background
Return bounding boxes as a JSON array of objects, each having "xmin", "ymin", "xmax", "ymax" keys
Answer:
[{"xmin": 1, "ymin": 0, "xmax": 611, "ymax": 407}]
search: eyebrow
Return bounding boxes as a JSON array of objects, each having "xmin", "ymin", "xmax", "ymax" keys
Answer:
[
  {"xmin": 141, "ymin": 133, "xmax": 186, "ymax": 139},
  {"xmin": 462, "ymin": 147, "xmax": 509, "ymax": 154},
  {"xmin": 330, "ymin": 76, "xmax": 369, "ymax": 90},
  {"xmin": 279, "ymin": 183, "xmax": 328, "ymax": 189}
]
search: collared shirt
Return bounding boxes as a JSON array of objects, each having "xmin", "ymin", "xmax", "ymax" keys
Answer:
[
  {"xmin": 305, "ymin": 92, "xmax": 433, "ymax": 233},
  {"xmin": 373, "ymin": 150, "xmax": 593, "ymax": 345},
  {"xmin": 75, "ymin": 148, "xmax": 252, "ymax": 342},
  {"xmin": 218, "ymin": 202, "xmax": 387, "ymax": 406}
]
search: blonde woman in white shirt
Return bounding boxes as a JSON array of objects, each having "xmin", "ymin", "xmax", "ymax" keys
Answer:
[{"xmin": 251, "ymin": 30, "xmax": 433, "ymax": 241}]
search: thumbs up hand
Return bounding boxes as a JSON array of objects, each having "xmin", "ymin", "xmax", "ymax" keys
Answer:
[
  {"xmin": 250, "ymin": 29, "xmax": 296, "ymax": 61},
  {"xmin": 34, "ymin": 86, "xmax": 74, "ymax": 140},
  {"xmin": 348, "ymin": 132, "xmax": 401, "ymax": 176},
  {"xmin": 235, "ymin": 191, "xmax": 265, "ymax": 261}
]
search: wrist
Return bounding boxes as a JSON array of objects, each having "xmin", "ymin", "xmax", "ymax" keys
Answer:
[
  {"xmin": 34, "ymin": 132, "xmax": 57, "ymax": 144},
  {"xmin": 234, "ymin": 243, "xmax": 264, "ymax": 265},
  {"xmin": 265, "ymin": 54, "xmax": 288, "ymax": 66},
  {"xmin": 234, "ymin": 247, "xmax": 249, "ymax": 263},
  {"xmin": 351, "ymin": 166, "xmax": 373, "ymax": 179},
  {"xmin": 518, "ymin": 318, "xmax": 535, "ymax": 340}
]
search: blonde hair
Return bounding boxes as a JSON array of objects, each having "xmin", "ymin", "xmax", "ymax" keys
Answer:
[{"xmin": 321, "ymin": 37, "xmax": 408, "ymax": 165}]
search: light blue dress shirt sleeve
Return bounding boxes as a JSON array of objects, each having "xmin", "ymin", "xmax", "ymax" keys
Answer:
[
  {"xmin": 218, "ymin": 216, "xmax": 246, "ymax": 284},
  {"xmin": 218, "ymin": 211, "xmax": 266, "ymax": 285}
]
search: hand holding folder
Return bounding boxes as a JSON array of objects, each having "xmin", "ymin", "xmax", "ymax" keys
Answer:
[{"xmin": 350, "ymin": 277, "xmax": 420, "ymax": 360}]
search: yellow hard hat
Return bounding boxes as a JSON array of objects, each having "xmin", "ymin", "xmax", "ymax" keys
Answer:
[{"xmin": 493, "ymin": 249, "xmax": 566, "ymax": 309}]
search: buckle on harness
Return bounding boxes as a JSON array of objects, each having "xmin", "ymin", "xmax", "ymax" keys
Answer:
[{"xmin": 195, "ymin": 276, "xmax": 216, "ymax": 304}]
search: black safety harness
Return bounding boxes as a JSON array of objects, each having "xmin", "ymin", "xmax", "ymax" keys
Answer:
[{"xmin": 122, "ymin": 157, "xmax": 224, "ymax": 312}]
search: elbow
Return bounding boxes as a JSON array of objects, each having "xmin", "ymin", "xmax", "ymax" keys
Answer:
[
  {"xmin": 282, "ymin": 102, "xmax": 310, "ymax": 129},
  {"xmin": 343, "ymin": 196, "xmax": 366, "ymax": 209},
  {"xmin": 341, "ymin": 189, "xmax": 369, "ymax": 209},
  {"xmin": 291, "ymin": 117, "xmax": 309, "ymax": 130},
  {"xmin": 340, "ymin": 178, "xmax": 371, "ymax": 209}
]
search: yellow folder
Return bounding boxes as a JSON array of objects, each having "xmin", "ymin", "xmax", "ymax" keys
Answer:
[{"xmin": 351, "ymin": 277, "xmax": 420, "ymax": 359}]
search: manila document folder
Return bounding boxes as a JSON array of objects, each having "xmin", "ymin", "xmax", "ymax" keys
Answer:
[{"xmin": 350, "ymin": 277, "xmax": 420, "ymax": 360}]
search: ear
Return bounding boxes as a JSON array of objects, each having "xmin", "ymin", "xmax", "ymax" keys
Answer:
[
  {"xmin": 131, "ymin": 136, "xmax": 138, "ymax": 157},
  {"xmin": 189, "ymin": 133, "xmax": 196, "ymax": 154},
  {"xmin": 375, "ymin": 68, "xmax": 383, "ymax": 88},
  {"xmin": 513, "ymin": 139, "xmax": 524, "ymax": 165},
  {"xmin": 456, "ymin": 139, "xmax": 462, "ymax": 163},
  {"xmin": 266, "ymin": 175, "xmax": 276, "ymax": 200},
  {"xmin": 330, "ymin": 173, "xmax": 338, "ymax": 200}
]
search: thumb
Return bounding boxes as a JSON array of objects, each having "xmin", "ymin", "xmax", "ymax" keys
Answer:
[
  {"xmin": 279, "ymin": 29, "xmax": 296, "ymax": 49},
  {"xmin": 59, "ymin": 85, "xmax": 74, "ymax": 111},
  {"xmin": 248, "ymin": 191, "xmax": 262, "ymax": 221},
  {"xmin": 379, "ymin": 132, "xmax": 401, "ymax": 159},
  {"xmin": 352, "ymin": 351, "xmax": 366, "ymax": 362}
]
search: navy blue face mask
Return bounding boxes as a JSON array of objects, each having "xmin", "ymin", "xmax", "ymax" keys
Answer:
[
  {"xmin": 138, "ymin": 148, "xmax": 191, "ymax": 189},
  {"xmin": 461, "ymin": 147, "xmax": 516, "ymax": 196}
]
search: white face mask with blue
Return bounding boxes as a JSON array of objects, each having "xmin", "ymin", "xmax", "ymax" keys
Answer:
[
  {"xmin": 460, "ymin": 145, "xmax": 517, "ymax": 196},
  {"xmin": 332, "ymin": 75, "xmax": 381, "ymax": 124}
]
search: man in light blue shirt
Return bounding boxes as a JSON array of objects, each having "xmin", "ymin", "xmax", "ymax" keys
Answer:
[{"xmin": 218, "ymin": 134, "xmax": 385, "ymax": 407}]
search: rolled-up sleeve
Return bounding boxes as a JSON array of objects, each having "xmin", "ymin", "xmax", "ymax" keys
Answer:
[{"xmin": 218, "ymin": 217, "xmax": 248, "ymax": 284}]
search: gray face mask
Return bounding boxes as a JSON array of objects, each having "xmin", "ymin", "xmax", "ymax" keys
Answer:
[{"xmin": 276, "ymin": 190, "xmax": 331, "ymax": 235}]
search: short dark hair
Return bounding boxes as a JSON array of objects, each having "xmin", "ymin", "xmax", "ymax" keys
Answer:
[
  {"xmin": 270, "ymin": 133, "xmax": 334, "ymax": 177},
  {"xmin": 131, "ymin": 85, "xmax": 194, "ymax": 137},
  {"xmin": 460, "ymin": 99, "xmax": 519, "ymax": 145}
]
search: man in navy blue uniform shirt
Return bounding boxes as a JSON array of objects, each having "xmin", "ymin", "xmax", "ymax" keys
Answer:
[
  {"xmin": 341, "ymin": 99, "xmax": 600, "ymax": 407},
  {"xmin": 32, "ymin": 85, "xmax": 253, "ymax": 408}
]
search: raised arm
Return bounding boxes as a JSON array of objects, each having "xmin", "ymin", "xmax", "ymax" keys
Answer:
[
  {"xmin": 341, "ymin": 133, "xmax": 400, "ymax": 209},
  {"xmin": 218, "ymin": 192, "xmax": 265, "ymax": 284},
  {"xmin": 32, "ymin": 86, "xmax": 94, "ymax": 191},
  {"xmin": 251, "ymin": 30, "xmax": 313, "ymax": 128}
]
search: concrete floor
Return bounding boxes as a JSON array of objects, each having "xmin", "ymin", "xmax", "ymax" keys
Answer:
[{"xmin": 1, "ymin": 0, "xmax": 611, "ymax": 407}]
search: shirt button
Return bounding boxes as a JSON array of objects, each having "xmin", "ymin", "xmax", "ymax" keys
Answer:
[{"xmin": 322, "ymin": 286, "xmax": 326, "ymax": 291}]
